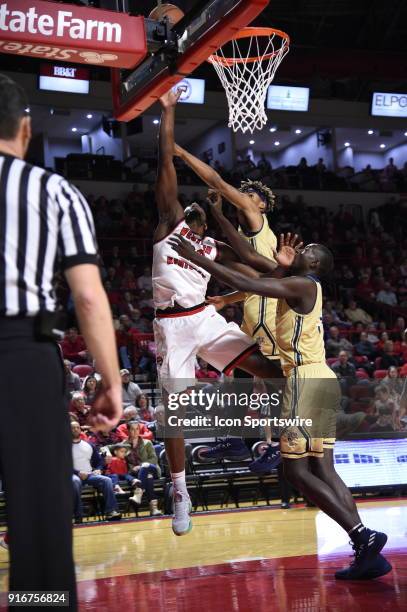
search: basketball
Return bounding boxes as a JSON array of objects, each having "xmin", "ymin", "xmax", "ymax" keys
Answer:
[{"xmin": 149, "ymin": 3, "xmax": 185, "ymax": 25}]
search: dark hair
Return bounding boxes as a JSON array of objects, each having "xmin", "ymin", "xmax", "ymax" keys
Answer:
[
  {"xmin": 136, "ymin": 393, "xmax": 150, "ymax": 408},
  {"xmin": 0, "ymin": 75, "xmax": 29, "ymax": 140},
  {"xmin": 239, "ymin": 179, "xmax": 275, "ymax": 211}
]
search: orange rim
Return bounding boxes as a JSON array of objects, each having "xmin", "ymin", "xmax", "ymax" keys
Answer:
[{"xmin": 208, "ymin": 27, "xmax": 290, "ymax": 66}]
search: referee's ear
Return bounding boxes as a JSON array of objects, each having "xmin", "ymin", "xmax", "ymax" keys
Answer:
[{"xmin": 20, "ymin": 115, "xmax": 32, "ymax": 159}]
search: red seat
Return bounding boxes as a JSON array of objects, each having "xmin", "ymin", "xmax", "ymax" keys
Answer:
[
  {"xmin": 373, "ymin": 369, "xmax": 387, "ymax": 379},
  {"xmin": 354, "ymin": 355, "xmax": 368, "ymax": 364},
  {"xmin": 72, "ymin": 364, "xmax": 94, "ymax": 378},
  {"xmin": 356, "ymin": 369, "xmax": 369, "ymax": 380}
]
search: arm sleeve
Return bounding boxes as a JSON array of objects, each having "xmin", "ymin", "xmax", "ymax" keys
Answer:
[{"xmin": 56, "ymin": 179, "xmax": 100, "ymax": 270}]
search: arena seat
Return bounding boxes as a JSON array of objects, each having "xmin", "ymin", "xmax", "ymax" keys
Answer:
[
  {"xmin": 72, "ymin": 364, "xmax": 94, "ymax": 378},
  {"xmin": 326, "ymin": 357, "xmax": 337, "ymax": 367},
  {"xmin": 356, "ymin": 368, "xmax": 370, "ymax": 380},
  {"xmin": 354, "ymin": 355, "xmax": 368, "ymax": 364},
  {"xmin": 373, "ymin": 369, "xmax": 388, "ymax": 379}
]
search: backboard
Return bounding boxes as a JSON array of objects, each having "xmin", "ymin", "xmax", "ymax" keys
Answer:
[{"xmin": 111, "ymin": 0, "xmax": 270, "ymax": 121}]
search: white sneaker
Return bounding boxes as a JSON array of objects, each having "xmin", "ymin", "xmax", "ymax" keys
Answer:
[
  {"xmin": 172, "ymin": 490, "xmax": 192, "ymax": 536},
  {"xmin": 129, "ymin": 487, "xmax": 143, "ymax": 505},
  {"xmin": 114, "ymin": 485, "xmax": 126, "ymax": 495}
]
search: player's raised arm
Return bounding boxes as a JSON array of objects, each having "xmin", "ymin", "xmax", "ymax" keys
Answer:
[
  {"xmin": 208, "ymin": 190, "xmax": 302, "ymax": 274},
  {"xmin": 175, "ymin": 144, "xmax": 259, "ymax": 217},
  {"xmin": 168, "ymin": 234, "xmax": 314, "ymax": 307},
  {"xmin": 155, "ymin": 89, "xmax": 184, "ymax": 239}
]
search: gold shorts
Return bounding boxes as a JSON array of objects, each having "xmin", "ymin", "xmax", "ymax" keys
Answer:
[{"xmin": 280, "ymin": 363, "xmax": 340, "ymax": 459}]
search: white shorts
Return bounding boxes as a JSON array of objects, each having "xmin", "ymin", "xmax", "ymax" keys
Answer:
[{"xmin": 153, "ymin": 305, "xmax": 257, "ymax": 393}]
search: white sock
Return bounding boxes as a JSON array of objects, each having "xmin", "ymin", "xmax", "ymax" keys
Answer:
[{"xmin": 171, "ymin": 470, "xmax": 188, "ymax": 495}]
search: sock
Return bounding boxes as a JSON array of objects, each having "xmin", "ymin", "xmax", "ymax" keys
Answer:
[
  {"xmin": 348, "ymin": 523, "xmax": 371, "ymax": 545},
  {"xmin": 171, "ymin": 470, "xmax": 188, "ymax": 495}
]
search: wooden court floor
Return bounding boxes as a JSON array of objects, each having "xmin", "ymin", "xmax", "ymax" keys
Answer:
[{"xmin": 0, "ymin": 499, "xmax": 406, "ymax": 611}]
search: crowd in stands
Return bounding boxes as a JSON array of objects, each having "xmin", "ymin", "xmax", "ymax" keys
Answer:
[
  {"xmin": 56, "ymin": 155, "xmax": 407, "ymax": 448},
  {"xmin": 65, "ymin": 360, "xmax": 164, "ymax": 521},
  {"xmin": 64, "ymin": 151, "xmax": 407, "ymax": 195}
]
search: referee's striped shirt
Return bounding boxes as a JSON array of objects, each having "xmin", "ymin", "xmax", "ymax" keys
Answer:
[{"xmin": 0, "ymin": 153, "xmax": 99, "ymax": 317}]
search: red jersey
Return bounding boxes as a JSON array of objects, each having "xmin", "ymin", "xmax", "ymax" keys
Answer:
[{"xmin": 106, "ymin": 457, "xmax": 128, "ymax": 475}]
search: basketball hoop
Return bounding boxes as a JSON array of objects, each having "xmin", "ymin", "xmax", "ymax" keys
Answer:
[{"xmin": 208, "ymin": 27, "xmax": 290, "ymax": 134}]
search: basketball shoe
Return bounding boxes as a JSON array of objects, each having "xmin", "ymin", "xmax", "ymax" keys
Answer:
[
  {"xmin": 172, "ymin": 490, "xmax": 192, "ymax": 536},
  {"xmin": 335, "ymin": 530, "xmax": 389, "ymax": 579},
  {"xmin": 249, "ymin": 443, "xmax": 281, "ymax": 474}
]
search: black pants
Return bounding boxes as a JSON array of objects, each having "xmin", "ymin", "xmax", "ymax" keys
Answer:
[{"xmin": 0, "ymin": 319, "xmax": 77, "ymax": 610}]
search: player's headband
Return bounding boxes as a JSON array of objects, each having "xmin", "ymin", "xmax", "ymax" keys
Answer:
[{"xmin": 246, "ymin": 187, "xmax": 269, "ymax": 206}]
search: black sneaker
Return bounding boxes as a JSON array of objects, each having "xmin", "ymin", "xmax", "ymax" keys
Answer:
[
  {"xmin": 335, "ymin": 531, "xmax": 388, "ymax": 580},
  {"xmin": 249, "ymin": 444, "xmax": 281, "ymax": 474}
]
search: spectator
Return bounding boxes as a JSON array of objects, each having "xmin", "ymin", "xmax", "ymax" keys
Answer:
[
  {"xmin": 82, "ymin": 376, "xmax": 98, "ymax": 407},
  {"xmin": 369, "ymin": 405, "xmax": 395, "ymax": 433},
  {"xmin": 355, "ymin": 274, "xmax": 375, "ymax": 300},
  {"xmin": 87, "ymin": 427, "xmax": 122, "ymax": 450},
  {"xmin": 376, "ymin": 282, "xmax": 398, "ymax": 306},
  {"xmin": 196, "ymin": 358, "xmax": 220, "ymax": 380},
  {"xmin": 137, "ymin": 266, "xmax": 153, "ymax": 292},
  {"xmin": 71, "ymin": 421, "xmax": 122, "ymax": 522},
  {"xmin": 60, "ymin": 327, "xmax": 88, "ymax": 364},
  {"xmin": 331, "ymin": 350, "xmax": 357, "ymax": 394},
  {"xmin": 366, "ymin": 324, "xmax": 380, "ymax": 345},
  {"xmin": 325, "ymin": 326, "xmax": 353, "ymax": 358},
  {"xmin": 355, "ymin": 332, "xmax": 376, "ymax": 360},
  {"xmin": 380, "ymin": 340, "xmax": 401, "ymax": 369},
  {"xmin": 121, "ymin": 369, "xmax": 142, "ymax": 407},
  {"xmin": 344, "ymin": 300, "xmax": 373, "ymax": 326},
  {"xmin": 69, "ymin": 392, "xmax": 91, "ymax": 429},
  {"xmin": 121, "ymin": 269, "xmax": 138, "ymax": 291},
  {"xmin": 116, "ymin": 406, "xmax": 154, "ymax": 441},
  {"xmin": 131, "ymin": 308, "xmax": 151, "ymax": 333},
  {"xmin": 223, "ymin": 305, "xmax": 238, "ymax": 323},
  {"xmin": 64, "ymin": 360, "xmax": 81, "ymax": 394},
  {"xmin": 126, "ymin": 421, "xmax": 162, "ymax": 516},
  {"xmin": 135, "ymin": 394, "xmax": 155, "ymax": 422},
  {"xmin": 104, "ymin": 443, "xmax": 141, "ymax": 495},
  {"xmin": 116, "ymin": 315, "xmax": 137, "ymax": 370},
  {"xmin": 383, "ymin": 366, "xmax": 403, "ymax": 395}
]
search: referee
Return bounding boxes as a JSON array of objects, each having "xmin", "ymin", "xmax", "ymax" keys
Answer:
[{"xmin": 0, "ymin": 76, "xmax": 122, "ymax": 609}]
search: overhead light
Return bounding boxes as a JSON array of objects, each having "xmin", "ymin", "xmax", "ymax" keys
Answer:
[
  {"xmin": 295, "ymin": 129, "xmax": 302, "ymax": 134},
  {"xmin": 274, "ymin": 141, "xmax": 280, "ymax": 146},
  {"xmin": 368, "ymin": 129, "xmax": 374, "ymax": 135},
  {"xmin": 86, "ymin": 113, "xmax": 93, "ymax": 119},
  {"xmin": 249, "ymin": 139, "xmax": 255, "ymax": 145},
  {"xmin": 380, "ymin": 143, "xmax": 386, "ymax": 148},
  {"xmin": 71, "ymin": 127, "xmax": 78, "ymax": 132},
  {"xmin": 50, "ymin": 109, "xmax": 54, "ymax": 115},
  {"xmin": 344, "ymin": 142, "xmax": 350, "ymax": 147},
  {"xmin": 269, "ymin": 126, "xmax": 277, "ymax": 132},
  {"xmin": 25, "ymin": 107, "xmax": 30, "ymax": 113},
  {"xmin": 404, "ymin": 131, "xmax": 407, "ymax": 136},
  {"xmin": 153, "ymin": 119, "xmax": 159, "ymax": 125}
]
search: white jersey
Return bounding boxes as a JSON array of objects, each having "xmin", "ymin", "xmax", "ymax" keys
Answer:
[{"xmin": 152, "ymin": 219, "xmax": 218, "ymax": 309}]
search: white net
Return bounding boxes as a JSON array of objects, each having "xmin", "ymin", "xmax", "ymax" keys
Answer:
[{"xmin": 209, "ymin": 29, "xmax": 290, "ymax": 134}]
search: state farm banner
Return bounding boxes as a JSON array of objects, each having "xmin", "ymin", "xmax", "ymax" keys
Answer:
[{"xmin": 0, "ymin": 0, "xmax": 146, "ymax": 68}]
